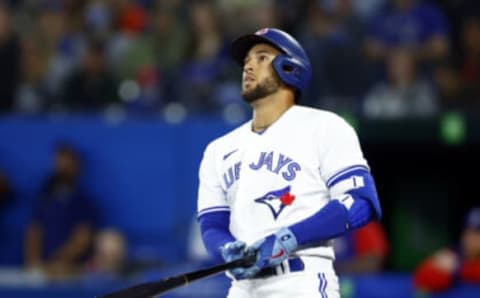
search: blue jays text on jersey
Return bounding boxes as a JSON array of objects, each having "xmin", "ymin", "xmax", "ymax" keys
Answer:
[{"xmin": 223, "ymin": 151, "xmax": 301, "ymax": 190}]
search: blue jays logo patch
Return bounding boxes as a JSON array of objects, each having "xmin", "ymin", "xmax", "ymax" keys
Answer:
[{"xmin": 254, "ymin": 186, "xmax": 296, "ymax": 220}]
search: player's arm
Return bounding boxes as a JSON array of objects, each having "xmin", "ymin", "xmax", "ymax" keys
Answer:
[
  {"xmin": 48, "ymin": 223, "xmax": 93, "ymax": 264},
  {"xmin": 241, "ymin": 115, "xmax": 382, "ymax": 278},
  {"xmin": 287, "ymin": 114, "xmax": 382, "ymax": 246},
  {"xmin": 24, "ymin": 222, "xmax": 44, "ymax": 268},
  {"xmin": 413, "ymin": 249, "xmax": 458, "ymax": 292},
  {"xmin": 240, "ymin": 166, "xmax": 381, "ymax": 279},
  {"xmin": 197, "ymin": 142, "xmax": 237, "ymax": 263},
  {"xmin": 289, "ymin": 166, "xmax": 381, "ymax": 247},
  {"xmin": 198, "ymin": 209, "xmax": 235, "ymax": 262}
]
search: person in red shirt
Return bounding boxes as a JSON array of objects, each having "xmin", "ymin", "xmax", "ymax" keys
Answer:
[
  {"xmin": 414, "ymin": 207, "xmax": 480, "ymax": 292},
  {"xmin": 333, "ymin": 221, "xmax": 389, "ymax": 274}
]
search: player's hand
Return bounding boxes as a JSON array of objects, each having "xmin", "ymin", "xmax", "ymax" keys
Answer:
[
  {"xmin": 220, "ymin": 240, "xmax": 250, "ymax": 279},
  {"xmin": 432, "ymin": 249, "xmax": 459, "ymax": 273},
  {"xmin": 221, "ymin": 240, "xmax": 247, "ymax": 262},
  {"xmin": 240, "ymin": 227, "xmax": 298, "ymax": 279}
]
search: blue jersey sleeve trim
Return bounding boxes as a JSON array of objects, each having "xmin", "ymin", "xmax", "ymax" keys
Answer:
[
  {"xmin": 330, "ymin": 168, "xmax": 382, "ymax": 220},
  {"xmin": 326, "ymin": 165, "xmax": 370, "ymax": 187},
  {"xmin": 197, "ymin": 206, "xmax": 230, "ymax": 218}
]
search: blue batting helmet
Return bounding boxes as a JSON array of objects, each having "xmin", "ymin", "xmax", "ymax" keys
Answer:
[{"xmin": 231, "ymin": 28, "xmax": 312, "ymax": 98}]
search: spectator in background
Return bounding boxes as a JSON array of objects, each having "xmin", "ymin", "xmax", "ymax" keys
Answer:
[
  {"xmin": 115, "ymin": 1, "xmax": 190, "ymax": 113},
  {"xmin": 363, "ymin": 48, "xmax": 438, "ymax": 119},
  {"xmin": 299, "ymin": 0, "xmax": 369, "ymax": 112},
  {"xmin": 0, "ymin": 1, "xmax": 20, "ymax": 113},
  {"xmin": 334, "ymin": 221, "xmax": 389, "ymax": 275},
  {"xmin": 457, "ymin": 16, "xmax": 480, "ymax": 111},
  {"xmin": 0, "ymin": 168, "xmax": 15, "ymax": 266},
  {"xmin": 84, "ymin": 0, "xmax": 113, "ymax": 38},
  {"xmin": 433, "ymin": 60, "xmax": 463, "ymax": 113},
  {"xmin": 85, "ymin": 228, "xmax": 127, "ymax": 278},
  {"xmin": 24, "ymin": 143, "xmax": 98, "ymax": 280},
  {"xmin": 365, "ymin": 0, "xmax": 450, "ymax": 63},
  {"xmin": 106, "ymin": 0, "xmax": 148, "ymax": 77},
  {"xmin": 433, "ymin": 16, "xmax": 480, "ymax": 115},
  {"xmin": 15, "ymin": 0, "xmax": 86, "ymax": 113},
  {"xmin": 60, "ymin": 37, "xmax": 120, "ymax": 111},
  {"xmin": 413, "ymin": 207, "xmax": 480, "ymax": 292},
  {"xmin": 175, "ymin": 0, "xmax": 226, "ymax": 113},
  {"xmin": 15, "ymin": 36, "xmax": 52, "ymax": 113},
  {"xmin": 350, "ymin": 0, "xmax": 386, "ymax": 22}
]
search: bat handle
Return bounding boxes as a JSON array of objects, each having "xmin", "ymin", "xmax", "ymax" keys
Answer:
[{"xmin": 233, "ymin": 249, "xmax": 257, "ymax": 268}]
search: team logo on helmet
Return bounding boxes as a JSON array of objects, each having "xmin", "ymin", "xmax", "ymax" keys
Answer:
[
  {"xmin": 255, "ymin": 28, "xmax": 269, "ymax": 35},
  {"xmin": 254, "ymin": 186, "xmax": 296, "ymax": 220}
]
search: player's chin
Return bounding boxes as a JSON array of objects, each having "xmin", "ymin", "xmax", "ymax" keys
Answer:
[
  {"xmin": 241, "ymin": 86, "xmax": 253, "ymax": 100},
  {"xmin": 242, "ymin": 81, "xmax": 255, "ymax": 91},
  {"xmin": 242, "ymin": 90, "xmax": 260, "ymax": 104}
]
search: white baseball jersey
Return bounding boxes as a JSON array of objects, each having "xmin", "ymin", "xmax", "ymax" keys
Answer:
[{"xmin": 197, "ymin": 105, "xmax": 368, "ymax": 260}]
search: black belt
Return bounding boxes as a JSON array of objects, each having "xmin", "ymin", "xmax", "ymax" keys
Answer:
[{"xmin": 252, "ymin": 257, "xmax": 305, "ymax": 279}]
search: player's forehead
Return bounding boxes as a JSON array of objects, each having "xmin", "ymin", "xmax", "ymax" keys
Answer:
[{"xmin": 245, "ymin": 43, "xmax": 281, "ymax": 59}]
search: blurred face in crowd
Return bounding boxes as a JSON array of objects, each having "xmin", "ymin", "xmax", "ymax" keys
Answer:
[
  {"xmin": 190, "ymin": 2, "xmax": 220, "ymax": 60},
  {"xmin": 394, "ymin": 0, "xmax": 416, "ymax": 10},
  {"xmin": 461, "ymin": 228, "xmax": 480, "ymax": 259},
  {"xmin": 38, "ymin": 7, "xmax": 66, "ymax": 42},
  {"xmin": 462, "ymin": 18, "xmax": 480, "ymax": 56},
  {"xmin": 251, "ymin": 0, "xmax": 277, "ymax": 29},
  {"xmin": 434, "ymin": 63, "xmax": 460, "ymax": 100},
  {"xmin": 191, "ymin": 2, "xmax": 217, "ymax": 34},
  {"xmin": 85, "ymin": 44, "xmax": 106, "ymax": 75},
  {"xmin": 0, "ymin": 3, "xmax": 10, "ymax": 40},
  {"xmin": 153, "ymin": 6, "xmax": 172, "ymax": 34},
  {"xmin": 387, "ymin": 48, "xmax": 416, "ymax": 86},
  {"xmin": 20, "ymin": 38, "xmax": 49, "ymax": 84},
  {"xmin": 55, "ymin": 148, "xmax": 80, "ymax": 179},
  {"xmin": 241, "ymin": 43, "xmax": 283, "ymax": 103}
]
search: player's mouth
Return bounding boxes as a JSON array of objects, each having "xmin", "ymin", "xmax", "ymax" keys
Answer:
[
  {"xmin": 243, "ymin": 75, "xmax": 255, "ymax": 88},
  {"xmin": 243, "ymin": 74, "xmax": 255, "ymax": 83}
]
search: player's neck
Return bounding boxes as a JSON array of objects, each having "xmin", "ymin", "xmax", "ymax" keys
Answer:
[{"xmin": 251, "ymin": 90, "xmax": 294, "ymax": 132}]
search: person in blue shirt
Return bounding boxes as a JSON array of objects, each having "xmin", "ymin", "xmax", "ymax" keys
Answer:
[
  {"xmin": 24, "ymin": 143, "xmax": 98, "ymax": 279},
  {"xmin": 365, "ymin": 0, "xmax": 450, "ymax": 62}
]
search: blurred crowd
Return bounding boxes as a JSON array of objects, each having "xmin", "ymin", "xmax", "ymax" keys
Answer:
[
  {"xmin": 1, "ymin": 143, "xmax": 130, "ymax": 281},
  {"xmin": 0, "ymin": 0, "xmax": 478, "ymax": 120}
]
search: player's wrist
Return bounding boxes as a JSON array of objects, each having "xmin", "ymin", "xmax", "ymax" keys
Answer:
[{"xmin": 275, "ymin": 227, "xmax": 298, "ymax": 255}]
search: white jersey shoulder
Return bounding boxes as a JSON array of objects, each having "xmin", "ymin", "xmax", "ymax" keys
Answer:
[{"xmin": 208, "ymin": 106, "xmax": 354, "ymax": 152}]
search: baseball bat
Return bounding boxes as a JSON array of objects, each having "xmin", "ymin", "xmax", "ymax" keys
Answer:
[{"xmin": 96, "ymin": 252, "xmax": 257, "ymax": 298}]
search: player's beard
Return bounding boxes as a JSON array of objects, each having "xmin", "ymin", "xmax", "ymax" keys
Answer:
[{"xmin": 242, "ymin": 72, "xmax": 282, "ymax": 103}]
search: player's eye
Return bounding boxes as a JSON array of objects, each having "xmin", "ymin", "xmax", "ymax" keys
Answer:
[{"xmin": 258, "ymin": 55, "xmax": 268, "ymax": 62}]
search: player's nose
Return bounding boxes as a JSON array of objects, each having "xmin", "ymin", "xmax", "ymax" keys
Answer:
[{"xmin": 243, "ymin": 59, "xmax": 255, "ymax": 73}]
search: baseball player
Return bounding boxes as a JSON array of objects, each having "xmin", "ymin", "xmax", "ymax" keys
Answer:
[{"xmin": 197, "ymin": 28, "xmax": 382, "ymax": 297}]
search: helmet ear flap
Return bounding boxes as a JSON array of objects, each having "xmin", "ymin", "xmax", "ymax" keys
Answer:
[{"xmin": 272, "ymin": 55, "xmax": 310, "ymax": 96}]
